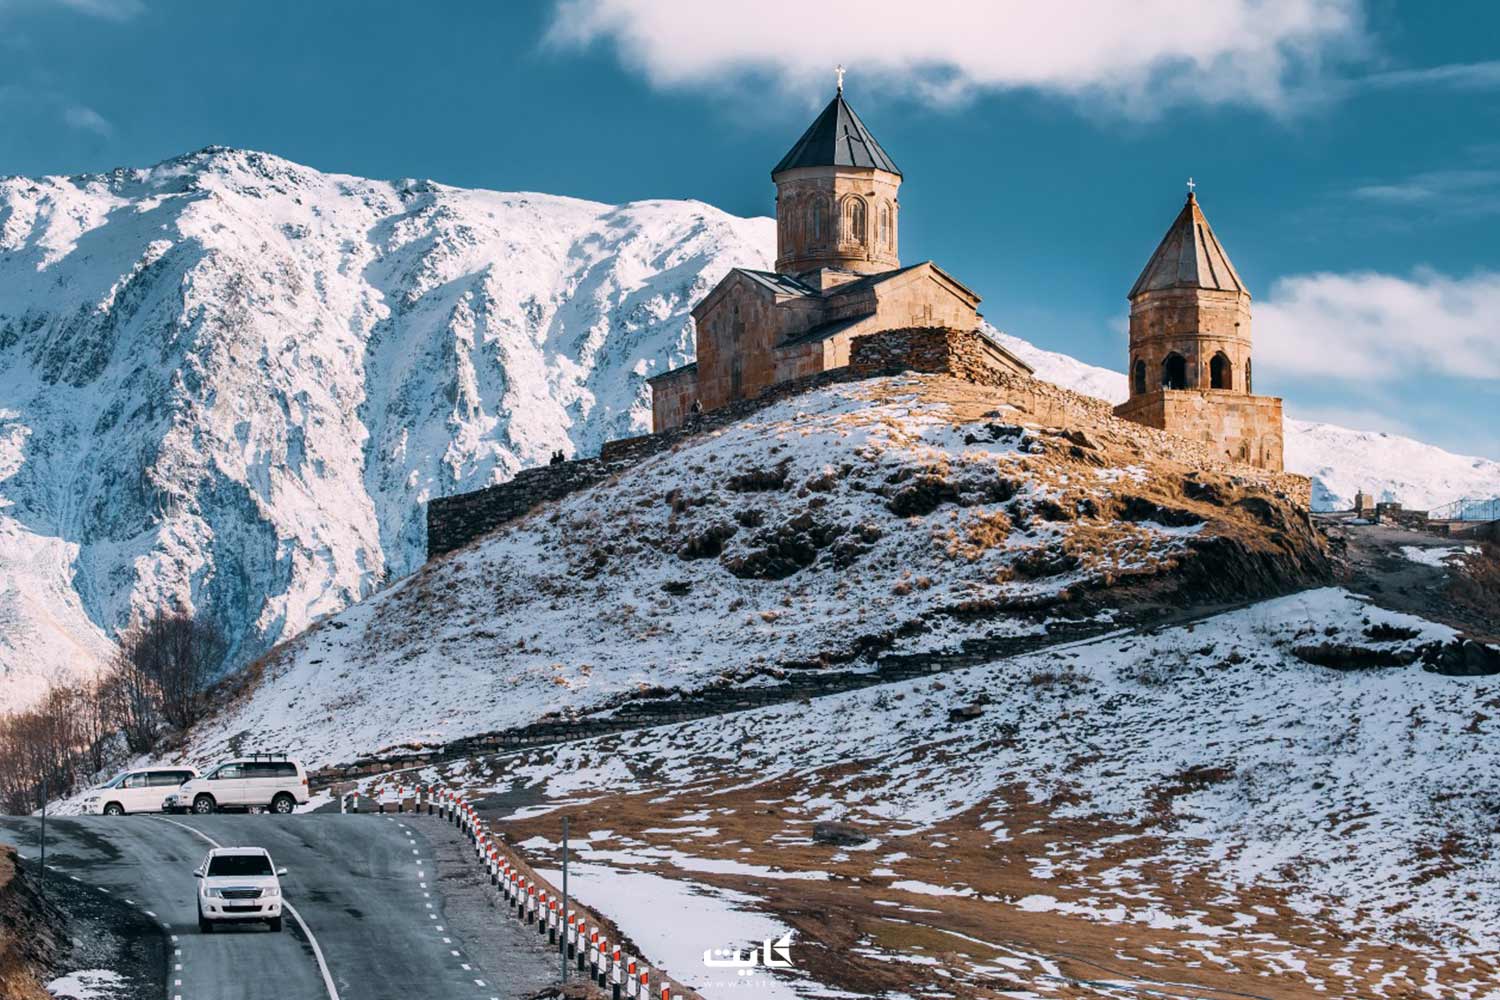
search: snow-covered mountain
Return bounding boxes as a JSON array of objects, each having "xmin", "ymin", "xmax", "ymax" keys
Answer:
[
  {"xmin": 0, "ymin": 147, "xmax": 770, "ymax": 707},
  {"xmin": 0, "ymin": 148, "xmax": 1494, "ymax": 709}
]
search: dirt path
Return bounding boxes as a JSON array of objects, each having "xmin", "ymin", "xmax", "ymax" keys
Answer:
[{"xmin": 1323, "ymin": 513, "xmax": 1498, "ymax": 640}]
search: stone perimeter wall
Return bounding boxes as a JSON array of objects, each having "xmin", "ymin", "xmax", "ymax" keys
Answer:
[
  {"xmin": 427, "ymin": 366, "xmax": 864, "ymax": 558},
  {"xmin": 428, "ymin": 326, "xmax": 1306, "ymax": 559}
]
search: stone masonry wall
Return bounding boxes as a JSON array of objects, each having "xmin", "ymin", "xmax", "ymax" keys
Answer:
[
  {"xmin": 849, "ymin": 325, "xmax": 1028, "ymax": 384},
  {"xmin": 428, "ymin": 367, "xmax": 864, "ymax": 559}
]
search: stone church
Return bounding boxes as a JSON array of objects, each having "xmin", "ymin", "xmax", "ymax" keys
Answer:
[
  {"xmin": 648, "ymin": 84, "xmax": 1033, "ymax": 432},
  {"xmin": 1113, "ymin": 190, "xmax": 1284, "ymax": 471},
  {"xmin": 646, "ymin": 82, "xmax": 1283, "ymax": 474}
]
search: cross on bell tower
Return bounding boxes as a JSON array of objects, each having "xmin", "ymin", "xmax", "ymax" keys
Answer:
[{"xmin": 835, "ymin": 64, "xmax": 845, "ymax": 94}]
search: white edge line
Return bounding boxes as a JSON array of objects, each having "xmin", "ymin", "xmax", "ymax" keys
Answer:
[{"xmin": 157, "ymin": 817, "xmax": 342, "ymax": 1000}]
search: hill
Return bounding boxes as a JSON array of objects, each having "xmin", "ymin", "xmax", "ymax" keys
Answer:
[{"xmin": 180, "ymin": 371, "xmax": 1326, "ymax": 768}]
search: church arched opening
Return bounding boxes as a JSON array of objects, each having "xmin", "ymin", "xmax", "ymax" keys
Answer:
[
  {"xmin": 1162, "ymin": 352, "xmax": 1188, "ymax": 390},
  {"xmin": 1132, "ymin": 358, "xmax": 1146, "ymax": 395},
  {"xmin": 1210, "ymin": 352, "xmax": 1232, "ymax": 389},
  {"xmin": 1246, "ymin": 357, "xmax": 1253, "ymax": 393},
  {"xmin": 844, "ymin": 197, "xmax": 867, "ymax": 245}
]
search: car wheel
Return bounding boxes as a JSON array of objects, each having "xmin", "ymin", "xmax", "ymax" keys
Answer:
[
  {"xmin": 103, "ymin": 802, "xmax": 124, "ymax": 816},
  {"xmin": 198, "ymin": 907, "xmax": 212, "ymax": 934},
  {"xmin": 271, "ymin": 793, "xmax": 295, "ymax": 815},
  {"xmin": 268, "ymin": 916, "xmax": 282, "ymax": 933},
  {"xmin": 193, "ymin": 795, "xmax": 216, "ymax": 815}
]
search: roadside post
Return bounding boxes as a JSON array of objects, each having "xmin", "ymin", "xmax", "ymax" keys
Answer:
[
  {"xmin": 561, "ymin": 815, "xmax": 570, "ymax": 985},
  {"xmin": 39, "ymin": 774, "xmax": 47, "ymax": 901}
]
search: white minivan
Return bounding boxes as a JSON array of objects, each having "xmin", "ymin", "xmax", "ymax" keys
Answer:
[
  {"xmin": 166, "ymin": 757, "xmax": 310, "ymax": 815},
  {"xmin": 81, "ymin": 767, "xmax": 199, "ymax": 816}
]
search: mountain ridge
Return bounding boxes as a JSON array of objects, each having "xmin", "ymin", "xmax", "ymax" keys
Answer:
[{"xmin": 0, "ymin": 146, "xmax": 1495, "ymax": 708}]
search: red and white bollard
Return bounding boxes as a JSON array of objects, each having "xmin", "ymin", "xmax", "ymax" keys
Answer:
[
  {"xmin": 610, "ymin": 945, "xmax": 623, "ymax": 999},
  {"xmin": 589, "ymin": 929, "xmax": 600, "ymax": 978},
  {"xmin": 597, "ymin": 938, "xmax": 610, "ymax": 987},
  {"xmin": 639, "ymin": 971, "xmax": 649, "ymax": 999},
  {"xmin": 576, "ymin": 923, "xmax": 588, "ymax": 971},
  {"xmin": 661, "ymin": 985, "xmax": 670, "ymax": 1000},
  {"xmin": 537, "ymin": 890, "xmax": 548, "ymax": 935},
  {"xmin": 625, "ymin": 958, "xmax": 637, "ymax": 998}
]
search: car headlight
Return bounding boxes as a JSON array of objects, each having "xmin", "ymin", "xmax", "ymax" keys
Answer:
[
  {"xmin": 263, "ymin": 887, "xmax": 280, "ymax": 898},
  {"xmin": 204, "ymin": 888, "xmax": 224, "ymax": 898}
]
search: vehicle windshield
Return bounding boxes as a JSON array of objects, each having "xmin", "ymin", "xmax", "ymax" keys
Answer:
[
  {"xmin": 100, "ymin": 772, "xmax": 128, "ymax": 789},
  {"xmin": 206, "ymin": 855, "xmax": 273, "ymax": 877}
]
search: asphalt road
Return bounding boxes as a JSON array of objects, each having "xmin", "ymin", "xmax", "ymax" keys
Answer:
[{"xmin": 0, "ymin": 812, "xmax": 554, "ymax": 1000}]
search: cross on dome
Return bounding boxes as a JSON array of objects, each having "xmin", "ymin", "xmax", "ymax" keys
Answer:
[{"xmin": 835, "ymin": 64, "xmax": 845, "ymax": 94}]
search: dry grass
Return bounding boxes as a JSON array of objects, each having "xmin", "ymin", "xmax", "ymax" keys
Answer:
[
  {"xmin": 0, "ymin": 850, "xmax": 52, "ymax": 1000},
  {"xmin": 492, "ymin": 772, "xmax": 1484, "ymax": 1000}
]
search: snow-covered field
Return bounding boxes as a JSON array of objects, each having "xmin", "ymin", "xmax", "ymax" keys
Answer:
[
  {"xmin": 2, "ymin": 147, "xmax": 1496, "ymax": 709},
  {"xmin": 425, "ymin": 588, "xmax": 1499, "ymax": 999}
]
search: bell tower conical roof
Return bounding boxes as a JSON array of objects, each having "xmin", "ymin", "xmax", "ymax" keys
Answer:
[
  {"xmin": 772, "ymin": 92, "xmax": 901, "ymax": 177},
  {"xmin": 1129, "ymin": 192, "xmax": 1247, "ymax": 298}
]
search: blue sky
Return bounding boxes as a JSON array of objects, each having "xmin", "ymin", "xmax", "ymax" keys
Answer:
[{"xmin": 1, "ymin": 0, "xmax": 1497, "ymax": 458}]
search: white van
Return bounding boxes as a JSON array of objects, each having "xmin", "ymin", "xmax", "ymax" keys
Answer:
[
  {"xmin": 82, "ymin": 767, "xmax": 199, "ymax": 816},
  {"xmin": 166, "ymin": 756, "xmax": 310, "ymax": 815}
]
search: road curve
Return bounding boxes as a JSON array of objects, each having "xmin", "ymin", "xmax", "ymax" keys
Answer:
[{"xmin": 0, "ymin": 812, "xmax": 550, "ymax": 1000}]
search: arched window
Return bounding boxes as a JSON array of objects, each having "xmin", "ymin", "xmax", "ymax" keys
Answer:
[
  {"xmin": 845, "ymin": 197, "xmax": 866, "ymax": 244},
  {"xmin": 1210, "ymin": 352, "xmax": 1232, "ymax": 390},
  {"xmin": 1162, "ymin": 352, "xmax": 1188, "ymax": 390},
  {"xmin": 1245, "ymin": 357, "xmax": 1253, "ymax": 393},
  {"xmin": 1132, "ymin": 358, "xmax": 1147, "ymax": 396},
  {"xmin": 879, "ymin": 203, "xmax": 891, "ymax": 248},
  {"xmin": 809, "ymin": 199, "xmax": 824, "ymax": 244}
]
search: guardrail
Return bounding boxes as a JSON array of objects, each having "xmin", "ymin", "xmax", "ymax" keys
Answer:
[
  {"xmin": 345, "ymin": 784, "xmax": 701, "ymax": 1000},
  {"xmin": 1429, "ymin": 497, "xmax": 1500, "ymax": 522}
]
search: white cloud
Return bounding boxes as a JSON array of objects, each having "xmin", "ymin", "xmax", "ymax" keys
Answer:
[
  {"xmin": 547, "ymin": 0, "xmax": 1366, "ymax": 115},
  {"xmin": 1257, "ymin": 269, "xmax": 1500, "ymax": 381},
  {"xmin": 54, "ymin": 0, "xmax": 142, "ymax": 20},
  {"xmin": 63, "ymin": 104, "xmax": 111, "ymax": 136},
  {"xmin": 1349, "ymin": 169, "xmax": 1500, "ymax": 216},
  {"xmin": 1357, "ymin": 59, "xmax": 1500, "ymax": 92}
]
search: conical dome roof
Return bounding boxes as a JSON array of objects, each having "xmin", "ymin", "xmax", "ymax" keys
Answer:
[
  {"xmin": 772, "ymin": 92, "xmax": 901, "ymax": 177},
  {"xmin": 1129, "ymin": 193, "xmax": 1247, "ymax": 298}
]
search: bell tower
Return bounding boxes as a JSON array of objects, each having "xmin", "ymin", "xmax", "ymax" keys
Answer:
[
  {"xmin": 771, "ymin": 73, "xmax": 901, "ymax": 278},
  {"xmin": 1114, "ymin": 184, "xmax": 1284, "ymax": 471}
]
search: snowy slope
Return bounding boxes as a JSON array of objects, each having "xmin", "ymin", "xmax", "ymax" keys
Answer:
[
  {"xmin": 439, "ymin": 589, "xmax": 1497, "ymax": 999},
  {"xmin": 0, "ymin": 148, "xmax": 771, "ymax": 706},
  {"xmin": 1285, "ymin": 419, "xmax": 1500, "ymax": 512},
  {"xmin": 2, "ymin": 146, "xmax": 1494, "ymax": 708}
]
